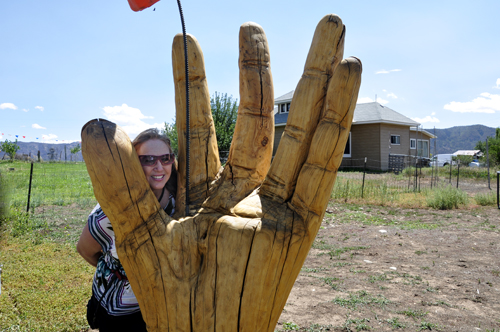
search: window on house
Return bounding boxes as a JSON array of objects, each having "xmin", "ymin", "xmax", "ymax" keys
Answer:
[
  {"xmin": 280, "ymin": 103, "xmax": 290, "ymax": 114},
  {"xmin": 390, "ymin": 135, "xmax": 400, "ymax": 145},
  {"xmin": 417, "ymin": 140, "xmax": 429, "ymax": 157},
  {"xmin": 410, "ymin": 139, "xmax": 416, "ymax": 149},
  {"xmin": 343, "ymin": 132, "xmax": 351, "ymax": 157}
]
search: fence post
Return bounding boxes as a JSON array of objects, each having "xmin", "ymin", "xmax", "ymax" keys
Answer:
[
  {"xmin": 497, "ymin": 171, "xmax": 499, "ymax": 209},
  {"xmin": 487, "ymin": 138, "xmax": 490, "ymax": 190},
  {"xmin": 430, "ymin": 158, "xmax": 434, "ymax": 189},
  {"xmin": 414, "ymin": 157, "xmax": 418, "ymax": 191},
  {"xmin": 37, "ymin": 150, "xmax": 40, "ymax": 162},
  {"xmin": 362, "ymin": 157, "xmax": 367, "ymax": 198},
  {"xmin": 26, "ymin": 162, "xmax": 34, "ymax": 213},
  {"xmin": 456, "ymin": 160, "xmax": 460, "ymax": 189},
  {"xmin": 449, "ymin": 161, "xmax": 452, "ymax": 184}
]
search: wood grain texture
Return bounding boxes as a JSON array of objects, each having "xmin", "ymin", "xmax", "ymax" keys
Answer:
[
  {"xmin": 81, "ymin": 15, "xmax": 361, "ymax": 332},
  {"xmin": 172, "ymin": 33, "xmax": 221, "ymax": 216},
  {"xmin": 202, "ymin": 22, "xmax": 274, "ymax": 214}
]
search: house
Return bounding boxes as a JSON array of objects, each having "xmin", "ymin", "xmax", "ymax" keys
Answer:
[
  {"xmin": 453, "ymin": 150, "xmax": 483, "ymax": 160},
  {"xmin": 274, "ymin": 90, "xmax": 436, "ymax": 171}
]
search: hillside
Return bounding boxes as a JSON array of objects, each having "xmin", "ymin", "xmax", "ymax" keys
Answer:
[
  {"xmin": 425, "ymin": 124, "xmax": 496, "ymax": 155},
  {"xmin": 0, "ymin": 141, "xmax": 83, "ymax": 161},
  {"xmin": 1, "ymin": 124, "xmax": 497, "ymax": 161}
]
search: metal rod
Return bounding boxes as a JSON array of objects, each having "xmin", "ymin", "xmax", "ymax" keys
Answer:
[
  {"xmin": 27, "ymin": 162, "xmax": 34, "ymax": 213},
  {"xmin": 176, "ymin": 0, "xmax": 190, "ymax": 216},
  {"xmin": 497, "ymin": 171, "xmax": 499, "ymax": 209},
  {"xmin": 362, "ymin": 157, "xmax": 366, "ymax": 198}
]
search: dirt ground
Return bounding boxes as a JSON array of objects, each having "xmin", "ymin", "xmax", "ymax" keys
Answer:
[{"xmin": 276, "ymin": 203, "xmax": 500, "ymax": 331}]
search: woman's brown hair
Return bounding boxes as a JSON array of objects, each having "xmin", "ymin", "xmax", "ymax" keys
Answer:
[{"xmin": 132, "ymin": 128, "xmax": 177, "ymax": 199}]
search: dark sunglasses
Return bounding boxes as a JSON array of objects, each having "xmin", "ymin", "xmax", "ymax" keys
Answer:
[{"xmin": 138, "ymin": 153, "xmax": 175, "ymax": 166}]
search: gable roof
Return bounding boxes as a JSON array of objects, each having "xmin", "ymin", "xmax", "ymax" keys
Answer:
[
  {"xmin": 275, "ymin": 91, "xmax": 294, "ymax": 104},
  {"xmin": 274, "ymin": 90, "xmax": 420, "ymax": 127},
  {"xmin": 354, "ymin": 102, "xmax": 419, "ymax": 126}
]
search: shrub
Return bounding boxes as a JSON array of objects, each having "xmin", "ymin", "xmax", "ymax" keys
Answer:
[
  {"xmin": 426, "ymin": 185, "xmax": 468, "ymax": 210},
  {"xmin": 474, "ymin": 192, "xmax": 497, "ymax": 206}
]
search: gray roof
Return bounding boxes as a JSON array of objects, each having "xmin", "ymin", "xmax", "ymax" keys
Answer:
[
  {"xmin": 275, "ymin": 91, "xmax": 294, "ymax": 104},
  {"xmin": 353, "ymin": 102, "xmax": 419, "ymax": 126},
  {"xmin": 274, "ymin": 90, "xmax": 420, "ymax": 127}
]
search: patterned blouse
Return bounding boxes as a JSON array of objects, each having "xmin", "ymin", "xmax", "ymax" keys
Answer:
[{"xmin": 88, "ymin": 194, "xmax": 175, "ymax": 316}]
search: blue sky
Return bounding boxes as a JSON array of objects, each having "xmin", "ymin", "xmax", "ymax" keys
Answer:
[{"xmin": 2, "ymin": 0, "xmax": 500, "ymax": 143}]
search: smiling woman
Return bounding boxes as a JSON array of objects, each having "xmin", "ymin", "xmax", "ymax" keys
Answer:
[{"xmin": 76, "ymin": 126, "xmax": 177, "ymax": 332}]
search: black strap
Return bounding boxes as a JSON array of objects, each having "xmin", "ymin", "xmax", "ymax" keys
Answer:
[{"xmin": 158, "ymin": 187, "xmax": 165, "ymax": 203}]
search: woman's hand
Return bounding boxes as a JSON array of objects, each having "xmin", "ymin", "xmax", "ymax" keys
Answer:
[{"xmin": 81, "ymin": 14, "xmax": 361, "ymax": 332}]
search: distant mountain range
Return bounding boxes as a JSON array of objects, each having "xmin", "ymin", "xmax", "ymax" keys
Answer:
[
  {"xmin": 1, "ymin": 124, "xmax": 497, "ymax": 161},
  {"xmin": 425, "ymin": 124, "xmax": 496, "ymax": 155},
  {"xmin": 0, "ymin": 141, "xmax": 83, "ymax": 162}
]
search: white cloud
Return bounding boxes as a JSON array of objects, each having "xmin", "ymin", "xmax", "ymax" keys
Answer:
[
  {"xmin": 357, "ymin": 97, "xmax": 373, "ymax": 103},
  {"xmin": 35, "ymin": 106, "xmax": 44, "ymax": 111},
  {"xmin": 377, "ymin": 97, "xmax": 389, "ymax": 105},
  {"xmin": 356, "ymin": 97, "xmax": 388, "ymax": 105},
  {"xmin": 0, "ymin": 103, "xmax": 17, "ymax": 110},
  {"xmin": 41, "ymin": 134, "xmax": 58, "ymax": 142},
  {"xmin": 495, "ymin": 78, "xmax": 500, "ymax": 89},
  {"xmin": 387, "ymin": 93, "xmax": 398, "ymax": 99},
  {"xmin": 102, "ymin": 103, "xmax": 164, "ymax": 136},
  {"xmin": 412, "ymin": 115, "xmax": 440, "ymax": 124},
  {"xmin": 375, "ymin": 69, "xmax": 402, "ymax": 74},
  {"xmin": 32, "ymin": 123, "xmax": 46, "ymax": 129},
  {"xmin": 22, "ymin": 109, "xmax": 29, "ymax": 112},
  {"xmin": 444, "ymin": 92, "xmax": 500, "ymax": 113}
]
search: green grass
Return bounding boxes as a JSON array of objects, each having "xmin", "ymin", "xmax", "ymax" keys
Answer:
[
  {"xmin": 338, "ymin": 209, "xmax": 443, "ymax": 230},
  {"xmin": 306, "ymin": 323, "xmax": 335, "ymax": 332},
  {"xmin": 0, "ymin": 161, "xmax": 97, "ymax": 331},
  {"xmin": 330, "ymin": 169, "xmax": 492, "ymax": 209},
  {"xmin": 282, "ymin": 321, "xmax": 300, "ymax": 331},
  {"xmin": 0, "ymin": 237, "xmax": 93, "ymax": 331},
  {"xmin": 398, "ymin": 308, "xmax": 428, "ymax": 320},
  {"xmin": 475, "ymin": 192, "xmax": 497, "ymax": 206},
  {"xmin": 332, "ymin": 290, "xmax": 390, "ymax": 309},
  {"xmin": 318, "ymin": 276, "xmax": 342, "ymax": 290},
  {"xmin": 386, "ymin": 317, "xmax": 406, "ymax": 329},
  {"xmin": 0, "ymin": 161, "xmax": 95, "ymax": 209},
  {"xmin": 417, "ymin": 321, "xmax": 442, "ymax": 331},
  {"xmin": 343, "ymin": 318, "xmax": 371, "ymax": 331},
  {"xmin": 426, "ymin": 185, "xmax": 469, "ymax": 210}
]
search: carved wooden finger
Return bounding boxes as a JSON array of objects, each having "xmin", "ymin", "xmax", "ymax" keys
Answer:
[
  {"xmin": 260, "ymin": 14, "xmax": 345, "ymax": 204},
  {"xmin": 81, "ymin": 119, "xmax": 161, "ymax": 239},
  {"xmin": 173, "ymin": 33, "xmax": 221, "ymax": 216},
  {"xmin": 291, "ymin": 57, "xmax": 362, "ymax": 224},
  {"xmin": 203, "ymin": 22, "xmax": 274, "ymax": 214},
  {"xmin": 81, "ymin": 119, "xmax": 177, "ymax": 329}
]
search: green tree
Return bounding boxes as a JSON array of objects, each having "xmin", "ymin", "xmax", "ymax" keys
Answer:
[
  {"xmin": 70, "ymin": 144, "xmax": 81, "ymax": 161},
  {"xmin": 210, "ymin": 92, "xmax": 238, "ymax": 152},
  {"xmin": 475, "ymin": 128, "xmax": 500, "ymax": 165},
  {"xmin": 0, "ymin": 139, "xmax": 20, "ymax": 162},
  {"xmin": 163, "ymin": 120, "xmax": 179, "ymax": 155},
  {"xmin": 164, "ymin": 92, "xmax": 238, "ymax": 156}
]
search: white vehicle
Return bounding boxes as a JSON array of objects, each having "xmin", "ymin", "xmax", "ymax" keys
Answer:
[{"xmin": 430, "ymin": 154, "xmax": 455, "ymax": 167}]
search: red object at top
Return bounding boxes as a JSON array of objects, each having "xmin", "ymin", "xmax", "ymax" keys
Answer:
[{"xmin": 127, "ymin": 0, "xmax": 160, "ymax": 11}]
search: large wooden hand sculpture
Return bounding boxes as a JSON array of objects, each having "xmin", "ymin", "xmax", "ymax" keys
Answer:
[{"xmin": 82, "ymin": 14, "xmax": 361, "ymax": 332}]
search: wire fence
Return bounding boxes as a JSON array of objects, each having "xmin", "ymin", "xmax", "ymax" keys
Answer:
[
  {"xmin": 0, "ymin": 162, "xmax": 95, "ymax": 215},
  {"xmin": 0, "ymin": 157, "xmax": 497, "ymax": 222}
]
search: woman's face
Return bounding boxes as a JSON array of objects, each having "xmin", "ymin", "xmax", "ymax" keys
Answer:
[{"xmin": 135, "ymin": 139, "xmax": 172, "ymax": 196}]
